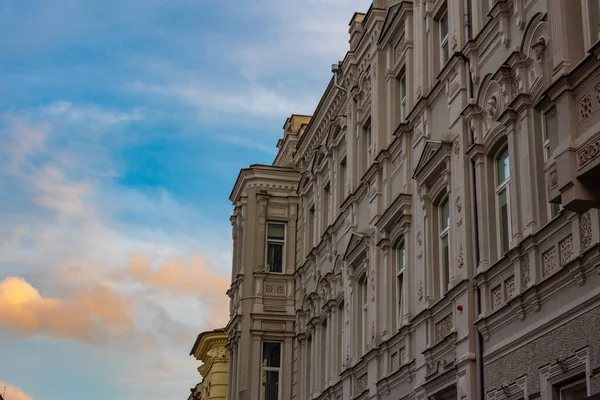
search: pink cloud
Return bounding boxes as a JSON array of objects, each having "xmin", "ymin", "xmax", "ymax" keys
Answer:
[
  {"xmin": 0, "ymin": 381, "xmax": 33, "ymax": 400},
  {"xmin": 0, "ymin": 277, "xmax": 134, "ymax": 344}
]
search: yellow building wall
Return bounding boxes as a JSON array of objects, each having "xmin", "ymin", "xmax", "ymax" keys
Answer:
[{"xmin": 191, "ymin": 329, "xmax": 229, "ymax": 400}]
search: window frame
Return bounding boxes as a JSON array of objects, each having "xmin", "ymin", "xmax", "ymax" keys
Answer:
[
  {"xmin": 339, "ymin": 157, "xmax": 347, "ymax": 205},
  {"xmin": 308, "ymin": 205, "xmax": 315, "ymax": 251},
  {"xmin": 585, "ymin": 0, "xmax": 600, "ymax": 47},
  {"xmin": 541, "ymin": 113, "xmax": 563, "ymax": 219},
  {"xmin": 365, "ymin": 120, "xmax": 373, "ymax": 168},
  {"xmin": 396, "ymin": 242, "xmax": 406, "ymax": 329},
  {"xmin": 266, "ymin": 222, "xmax": 286, "ymax": 273},
  {"xmin": 261, "ymin": 341, "xmax": 283, "ymax": 400},
  {"xmin": 399, "ymin": 68, "xmax": 407, "ymax": 121},
  {"xmin": 438, "ymin": 6, "xmax": 450, "ymax": 68},
  {"xmin": 360, "ymin": 276, "xmax": 368, "ymax": 354},
  {"xmin": 558, "ymin": 378, "xmax": 588, "ymax": 400},
  {"xmin": 495, "ymin": 147, "xmax": 511, "ymax": 256},
  {"xmin": 439, "ymin": 198, "xmax": 450, "ymax": 295},
  {"xmin": 323, "ymin": 182, "xmax": 331, "ymax": 233}
]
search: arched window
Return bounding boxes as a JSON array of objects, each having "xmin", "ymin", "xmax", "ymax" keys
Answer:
[{"xmin": 495, "ymin": 147, "xmax": 511, "ymax": 255}]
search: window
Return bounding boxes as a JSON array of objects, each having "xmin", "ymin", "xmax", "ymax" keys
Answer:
[
  {"xmin": 439, "ymin": 7, "xmax": 449, "ymax": 67},
  {"xmin": 541, "ymin": 114, "xmax": 563, "ymax": 219},
  {"xmin": 267, "ymin": 223, "xmax": 285, "ymax": 273},
  {"xmin": 261, "ymin": 342, "xmax": 282, "ymax": 400},
  {"xmin": 360, "ymin": 277, "xmax": 368, "ymax": 353},
  {"xmin": 339, "ymin": 157, "xmax": 347, "ymax": 204},
  {"xmin": 588, "ymin": 0, "xmax": 600, "ymax": 44},
  {"xmin": 399, "ymin": 70, "xmax": 407, "ymax": 121},
  {"xmin": 323, "ymin": 183, "xmax": 331, "ymax": 233},
  {"xmin": 308, "ymin": 206, "xmax": 315, "ymax": 250},
  {"xmin": 495, "ymin": 148, "xmax": 511, "ymax": 255},
  {"xmin": 338, "ymin": 302, "xmax": 344, "ymax": 374},
  {"xmin": 366, "ymin": 122, "xmax": 373, "ymax": 167},
  {"xmin": 396, "ymin": 243, "xmax": 406, "ymax": 328},
  {"xmin": 321, "ymin": 319, "xmax": 328, "ymax": 388},
  {"xmin": 558, "ymin": 379, "xmax": 587, "ymax": 400},
  {"xmin": 439, "ymin": 199, "xmax": 450, "ymax": 295}
]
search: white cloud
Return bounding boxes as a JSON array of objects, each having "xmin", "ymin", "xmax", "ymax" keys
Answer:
[{"xmin": 40, "ymin": 101, "xmax": 143, "ymax": 126}]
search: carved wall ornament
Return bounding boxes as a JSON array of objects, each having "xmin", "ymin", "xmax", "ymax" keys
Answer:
[
  {"xmin": 504, "ymin": 276, "xmax": 515, "ymax": 301},
  {"xmin": 417, "ymin": 231, "xmax": 423, "ymax": 248},
  {"xmin": 453, "ymin": 139, "xmax": 460, "ymax": 158},
  {"xmin": 455, "ymin": 196, "xmax": 462, "ymax": 213},
  {"xmin": 577, "ymin": 137, "xmax": 600, "ymax": 169},
  {"xmin": 580, "ymin": 212, "xmax": 592, "ymax": 252},
  {"xmin": 491, "ymin": 285, "xmax": 503, "ymax": 310},
  {"xmin": 371, "ymin": 321, "xmax": 376, "ymax": 341},
  {"xmin": 542, "ymin": 247, "xmax": 558, "ymax": 277},
  {"xmin": 357, "ymin": 374, "xmax": 368, "ymax": 394},
  {"xmin": 417, "ymin": 281, "xmax": 423, "ymax": 301},
  {"xmin": 435, "ymin": 314, "xmax": 453, "ymax": 343},
  {"xmin": 521, "ymin": 255, "xmax": 531, "ymax": 288},
  {"xmin": 531, "ymin": 36, "xmax": 547, "ymax": 64},
  {"xmin": 391, "ymin": 351, "xmax": 399, "ymax": 371},
  {"xmin": 457, "ymin": 245, "xmax": 464, "ymax": 269},
  {"xmin": 370, "ymin": 275, "xmax": 376, "ymax": 302},
  {"xmin": 416, "ymin": 84, "xmax": 422, "ymax": 99},
  {"xmin": 559, "ymin": 235, "xmax": 573, "ymax": 266},
  {"xmin": 451, "ymin": 29, "xmax": 458, "ymax": 49},
  {"xmin": 548, "ymin": 169, "xmax": 558, "ymax": 189},
  {"xmin": 486, "ymin": 95, "xmax": 499, "ymax": 119},
  {"xmin": 578, "ymin": 95, "xmax": 593, "ymax": 123},
  {"xmin": 399, "ymin": 347, "xmax": 406, "ymax": 366}
]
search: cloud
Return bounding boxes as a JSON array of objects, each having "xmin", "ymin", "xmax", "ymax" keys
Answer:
[
  {"xmin": 40, "ymin": 101, "xmax": 143, "ymax": 127},
  {"xmin": 0, "ymin": 277, "xmax": 134, "ymax": 345},
  {"xmin": 128, "ymin": 254, "xmax": 229, "ymax": 298},
  {"xmin": 34, "ymin": 165, "xmax": 92, "ymax": 217},
  {"xmin": 0, "ymin": 382, "xmax": 33, "ymax": 400},
  {"xmin": 130, "ymin": 80, "xmax": 318, "ymax": 119}
]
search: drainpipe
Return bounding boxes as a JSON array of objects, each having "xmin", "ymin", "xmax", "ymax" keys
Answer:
[{"xmin": 462, "ymin": 1, "xmax": 485, "ymax": 400}]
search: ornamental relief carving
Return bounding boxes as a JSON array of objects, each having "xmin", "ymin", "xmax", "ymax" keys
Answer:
[
  {"xmin": 580, "ymin": 212, "xmax": 592, "ymax": 252},
  {"xmin": 559, "ymin": 235, "xmax": 573, "ymax": 266},
  {"xmin": 542, "ymin": 247, "xmax": 558, "ymax": 277},
  {"xmin": 435, "ymin": 314, "xmax": 453, "ymax": 343},
  {"xmin": 357, "ymin": 374, "xmax": 368, "ymax": 394},
  {"xmin": 520, "ymin": 255, "xmax": 531, "ymax": 288},
  {"xmin": 577, "ymin": 137, "xmax": 600, "ymax": 169}
]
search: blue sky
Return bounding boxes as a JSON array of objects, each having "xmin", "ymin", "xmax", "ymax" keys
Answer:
[{"xmin": 0, "ymin": 0, "xmax": 369, "ymax": 399}]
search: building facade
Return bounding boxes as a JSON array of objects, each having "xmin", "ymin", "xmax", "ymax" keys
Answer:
[
  {"xmin": 190, "ymin": 329, "xmax": 230, "ymax": 400},
  {"xmin": 226, "ymin": 1, "xmax": 600, "ymax": 400}
]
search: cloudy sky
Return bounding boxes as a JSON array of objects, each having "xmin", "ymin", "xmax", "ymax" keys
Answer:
[{"xmin": 0, "ymin": 0, "xmax": 370, "ymax": 399}]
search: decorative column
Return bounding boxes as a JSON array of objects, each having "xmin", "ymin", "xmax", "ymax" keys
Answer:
[{"xmin": 255, "ymin": 193, "xmax": 269, "ymax": 272}]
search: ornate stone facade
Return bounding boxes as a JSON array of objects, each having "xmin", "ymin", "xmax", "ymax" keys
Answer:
[
  {"xmin": 226, "ymin": 1, "xmax": 600, "ymax": 400},
  {"xmin": 190, "ymin": 329, "xmax": 229, "ymax": 400}
]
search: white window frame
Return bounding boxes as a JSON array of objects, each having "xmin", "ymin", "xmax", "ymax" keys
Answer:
[
  {"xmin": 396, "ymin": 242, "xmax": 406, "ymax": 329},
  {"xmin": 495, "ymin": 148, "xmax": 512, "ymax": 256},
  {"xmin": 399, "ymin": 70, "xmax": 407, "ymax": 121},
  {"xmin": 261, "ymin": 341, "xmax": 282, "ymax": 400},
  {"xmin": 266, "ymin": 223, "xmax": 286, "ymax": 273},
  {"xmin": 439, "ymin": 198, "xmax": 450, "ymax": 295},
  {"xmin": 361, "ymin": 277, "xmax": 368, "ymax": 353},
  {"xmin": 439, "ymin": 7, "xmax": 449, "ymax": 68}
]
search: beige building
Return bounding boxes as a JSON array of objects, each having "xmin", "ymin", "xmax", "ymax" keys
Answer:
[
  {"xmin": 190, "ymin": 329, "xmax": 229, "ymax": 400},
  {"xmin": 226, "ymin": 1, "xmax": 600, "ymax": 400}
]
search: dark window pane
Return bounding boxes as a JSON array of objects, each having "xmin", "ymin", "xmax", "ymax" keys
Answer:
[
  {"xmin": 267, "ymin": 243, "xmax": 283, "ymax": 273},
  {"xmin": 262, "ymin": 342, "xmax": 281, "ymax": 368},
  {"xmin": 499, "ymin": 189, "xmax": 510, "ymax": 254},
  {"xmin": 267, "ymin": 224, "xmax": 285, "ymax": 240},
  {"xmin": 262, "ymin": 371, "xmax": 279, "ymax": 400},
  {"xmin": 442, "ymin": 235, "xmax": 449, "ymax": 292}
]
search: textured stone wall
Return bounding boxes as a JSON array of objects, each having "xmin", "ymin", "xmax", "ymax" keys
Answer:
[{"xmin": 484, "ymin": 306, "xmax": 600, "ymax": 394}]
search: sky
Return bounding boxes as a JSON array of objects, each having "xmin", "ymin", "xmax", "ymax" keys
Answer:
[{"xmin": 0, "ymin": 0, "xmax": 370, "ymax": 399}]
